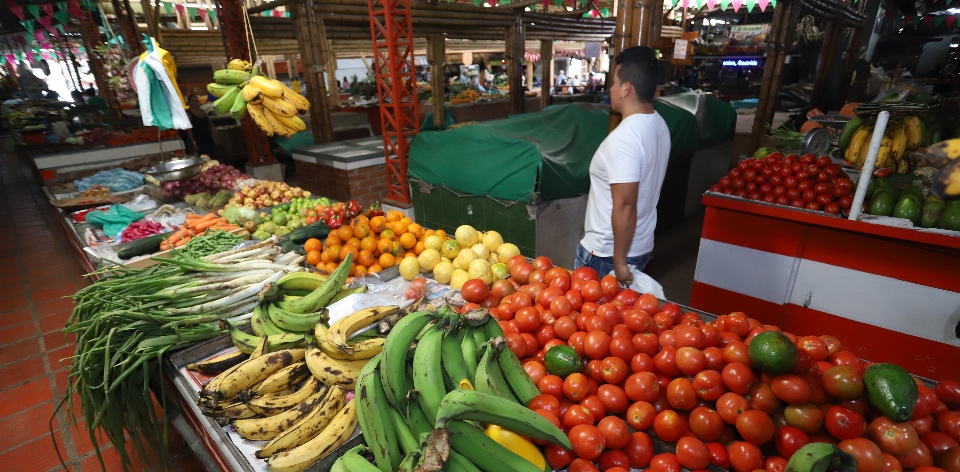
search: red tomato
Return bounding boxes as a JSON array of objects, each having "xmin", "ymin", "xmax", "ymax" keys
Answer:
[
  {"xmin": 600, "ymin": 275, "xmax": 620, "ymax": 297},
  {"xmin": 549, "ymin": 295, "xmax": 572, "ymax": 318},
  {"xmin": 626, "ymin": 400, "xmax": 656, "ymax": 431},
  {"xmin": 653, "ymin": 410, "xmax": 686, "ymax": 443},
  {"xmin": 460, "ymin": 279, "xmax": 489, "ymax": 303},
  {"xmin": 716, "ymin": 392, "xmax": 750, "ymax": 425},
  {"xmin": 581, "ymin": 280, "xmax": 603, "ymax": 303},
  {"xmin": 624, "ymin": 432, "xmax": 655, "ymax": 468},
  {"xmin": 667, "ymin": 378, "xmax": 698, "ymax": 411},
  {"xmin": 572, "ymin": 266, "xmax": 600, "ymax": 282},
  {"xmin": 675, "ymin": 326, "xmax": 706, "ymax": 349},
  {"xmin": 921, "ymin": 431, "xmax": 958, "ymax": 457},
  {"xmin": 676, "ymin": 436, "xmax": 711, "ymax": 470},
  {"xmin": 514, "ymin": 307, "xmax": 541, "ymax": 333},
  {"xmin": 523, "ymin": 361, "xmax": 547, "ymax": 386},
  {"xmin": 564, "ymin": 373, "xmax": 590, "ymax": 402},
  {"xmin": 723, "ymin": 342, "xmax": 751, "ymax": 366},
  {"xmin": 721, "ymin": 362, "xmax": 755, "ymax": 395},
  {"xmin": 898, "ymin": 442, "xmax": 934, "ymax": 469},
  {"xmin": 538, "ymin": 374, "xmax": 564, "ymax": 398},
  {"xmin": 689, "ymin": 406, "xmax": 725, "ymax": 442},
  {"xmin": 598, "ymin": 384, "xmax": 630, "ymax": 414},
  {"xmin": 839, "ymin": 438, "xmax": 884, "ymax": 472},
  {"xmin": 825, "ymin": 405, "xmax": 867, "ymax": 441},
  {"xmin": 613, "ymin": 288, "xmax": 640, "ymax": 306},
  {"xmin": 596, "ymin": 303, "xmax": 622, "ymax": 326},
  {"xmin": 584, "ymin": 330, "xmax": 612, "ymax": 360},
  {"xmin": 632, "ymin": 333, "xmax": 659, "ymax": 356},
  {"xmin": 748, "ymin": 382, "xmax": 782, "ymax": 414},
  {"xmin": 564, "ymin": 404, "xmax": 595, "ymax": 429},
  {"xmin": 600, "ymin": 356, "xmax": 629, "ymax": 385},
  {"xmin": 771, "ymin": 374, "xmax": 813, "ymax": 404},
  {"xmin": 727, "ymin": 441, "xmax": 763, "ymax": 472},
  {"xmin": 598, "ymin": 450, "xmax": 631, "ymax": 471},
  {"xmin": 693, "ymin": 370, "xmax": 725, "ymax": 402},
  {"xmin": 935, "ymin": 380, "xmax": 960, "ymax": 409},
  {"xmin": 608, "ymin": 337, "xmax": 638, "ymax": 362},
  {"xmin": 868, "ymin": 417, "xmax": 920, "ymax": 456},
  {"xmin": 597, "ymin": 415, "xmax": 630, "ymax": 449},
  {"xmin": 766, "ymin": 456, "xmax": 789, "ymax": 472},
  {"xmin": 707, "ymin": 442, "xmax": 730, "ymax": 469},
  {"xmin": 650, "ymin": 453, "xmax": 682, "ymax": 472},
  {"xmin": 775, "ymin": 426, "xmax": 811, "ymax": 459},
  {"xmin": 580, "ymin": 395, "xmax": 607, "ymax": 423},
  {"xmin": 937, "ymin": 411, "xmax": 960, "ymax": 442},
  {"xmin": 634, "ymin": 294, "xmax": 660, "ymax": 315},
  {"xmin": 569, "ymin": 424, "xmax": 606, "ymax": 461},
  {"xmin": 654, "ymin": 346, "xmax": 681, "ymax": 377},
  {"xmin": 936, "ymin": 447, "xmax": 960, "ymax": 472},
  {"xmin": 821, "ymin": 365, "xmax": 864, "ymax": 400},
  {"xmin": 736, "ymin": 410, "xmax": 776, "ymax": 445},
  {"xmin": 568, "ymin": 458, "xmax": 600, "ymax": 472},
  {"xmin": 504, "ymin": 333, "xmax": 527, "ymax": 359},
  {"xmin": 784, "ymin": 403, "xmax": 825, "ymax": 434},
  {"xmin": 527, "ymin": 393, "xmax": 560, "ymax": 416},
  {"xmin": 625, "ymin": 371, "xmax": 660, "ymax": 402},
  {"xmin": 545, "ymin": 443, "xmax": 574, "ymax": 469},
  {"xmin": 676, "ymin": 347, "xmax": 707, "ymax": 376}
]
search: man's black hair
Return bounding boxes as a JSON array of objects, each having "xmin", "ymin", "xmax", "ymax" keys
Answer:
[{"xmin": 614, "ymin": 46, "xmax": 659, "ymax": 104}]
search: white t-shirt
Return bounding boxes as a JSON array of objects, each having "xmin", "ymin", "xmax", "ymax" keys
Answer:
[{"xmin": 580, "ymin": 112, "xmax": 671, "ymax": 258}]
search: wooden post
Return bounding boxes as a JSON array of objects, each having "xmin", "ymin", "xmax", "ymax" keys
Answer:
[
  {"xmin": 326, "ymin": 42, "xmax": 340, "ymax": 107},
  {"xmin": 293, "ymin": 0, "xmax": 334, "ymax": 144},
  {"xmin": 427, "ymin": 35, "xmax": 446, "ymax": 128},
  {"xmin": 79, "ymin": 9, "xmax": 121, "ymax": 116},
  {"xmin": 749, "ymin": 0, "xmax": 799, "ymax": 152},
  {"xmin": 525, "ymin": 59, "xmax": 534, "ymax": 93},
  {"xmin": 540, "ymin": 39, "xmax": 553, "ymax": 110},
  {"xmin": 264, "ymin": 55, "xmax": 278, "ymax": 78},
  {"xmin": 462, "ymin": 50, "xmax": 473, "ymax": 65},
  {"xmin": 507, "ymin": 14, "xmax": 525, "ymax": 115},
  {"xmin": 112, "ymin": 0, "xmax": 145, "ymax": 55},
  {"xmin": 810, "ymin": 22, "xmax": 843, "ymax": 110},
  {"xmin": 359, "ymin": 53, "xmax": 373, "ymax": 75}
]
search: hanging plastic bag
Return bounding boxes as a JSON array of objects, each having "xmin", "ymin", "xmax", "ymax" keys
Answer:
[{"xmin": 608, "ymin": 268, "xmax": 665, "ymax": 299}]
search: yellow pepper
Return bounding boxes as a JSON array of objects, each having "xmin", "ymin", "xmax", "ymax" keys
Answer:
[{"xmin": 483, "ymin": 424, "xmax": 547, "ymax": 471}]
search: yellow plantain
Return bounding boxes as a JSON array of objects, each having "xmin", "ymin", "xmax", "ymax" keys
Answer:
[
  {"xmin": 262, "ymin": 96, "xmax": 297, "ymax": 118},
  {"xmin": 325, "ymin": 306, "xmax": 399, "ymax": 355},
  {"xmin": 250, "ymin": 75, "xmax": 284, "ymax": 99},
  {"xmin": 266, "ymin": 399, "xmax": 357, "ymax": 472},
  {"xmin": 304, "ymin": 342, "xmax": 366, "ymax": 389},
  {"xmin": 274, "ymin": 114, "xmax": 306, "ymax": 132},
  {"xmin": 255, "ymin": 385, "xmax": 347, "ymax": 459}
]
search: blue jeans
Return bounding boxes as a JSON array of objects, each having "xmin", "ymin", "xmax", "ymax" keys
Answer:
[{"xmin": 574, "ymin": 244, "xmax": 653, "ymax": 276}]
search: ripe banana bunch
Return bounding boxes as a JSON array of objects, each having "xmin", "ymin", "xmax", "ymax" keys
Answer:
[
  {"xmin": 244, "ymin": 75, "xmax": 309, "ymax": 138},
  {"xmin": 343, "ymin": 305, "xmax": 570, "ymax": 472},
  {"xmin": 842, "ymin": 118, "xmax": 920, "ymax": 174},
  {"xmin": 227, "ymin": 58, "xmax": 253, "ymax": 71},
  {"xmin": 844, "ymin": 125, "xmax": 872, "ymax": 170},
  {"xmin": 924, "ymin": 138, "xmax": 960, "ymax": 199}
]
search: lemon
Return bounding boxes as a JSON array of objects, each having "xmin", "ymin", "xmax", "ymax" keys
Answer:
[
  {"xmin": 497, "ymin": 243, "xmax": 521, "ymax": 263},
  {"xmin": 481, "ymin": 231, "xmax": 504, "ymax": 253},
  {"xmin": 399, "ymin": 256, "xmax": 421, "ymax": 281},
  {"xmin": 455, "ymin": 225, "xmax": 480, "ymax": 247}
]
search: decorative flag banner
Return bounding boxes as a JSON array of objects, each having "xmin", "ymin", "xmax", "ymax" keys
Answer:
[
  {"xmin": 38, "ymin": 15, "xmax": 55, "ymax": 34},
  {"xmin": 22, "ymin": 19, "xmax": 35, "ymax": 35},
  {"xmin": 731, "ymin": 0, "xmax": 742, "ymax": 10},
  {"xmin": 26, "ymin": 4, "xmax": 41, "ymax": 19},
  {"xmin": 758, "ymin": 0, "xmax": 769, "ymax": 11},
  {"xmin": 175, "ymin": 4, "xmax": 185, "ymax": 16},
  {"xmin": 199, "ymin": 9, "xmax": 208, "ymax": 21},
  {"xmin": 284, "ymin": 11, "xmax": 290, "ymax": 17},
  {"xmin": 671, "ymin": 0, "xmax": 680, "ymax": 6},
  {"xmin": 209, "ymin": 9, "xmax": 218, "ymax": 23},
  {"xmin": 42, "ymin": 3, "xmax": 54, "ymax": 17},
  {"xmin": 682, "ymin": 0, "xmax": 689, "ymax": 9},
  {"xmin": 26, "ymin": 51, "xmax": 33, "ymax": 62},
  {"xmin": 910, "ymin": 15, "xmax": 922, "ymax": 26},
  {"xmin": 187, "ymin": 7, "xmax": 197, "ymax": 18},
  {"xmin": 745, "ymin": 0, "xmax": 756, "ymax": 10},
  {"xmin": 5, "ymin": 54, "xmax": 15, "ymax": 65},
  {"xmin": 163, "ymin": 2, "xmax": 174, "ymax": 14},
  {"xmin": 922, "ymin": 16, "xmax": 934, "ymax": 26},
  {"xmin": 947, "ymin": 15, "xmax": 958, "ymax": 27},
  {"xmin": 934, "ymin": 16, "xmax": 945, "ymax": 28},
  {"xmin": 56, "ymin": 24, "xmax": 66, "ymax": 35},
  {"xmin": 42, "ymin": 52, "xmax": 50, "ymax": 60},
  {"xmin": 68, "ymin": 0, "xmax": 82, "ymax": 19},
  {"xmin": 55, "ymin": 5, "xmax": 68, "ymax": 24},
  {"xmin": 9, "ymin": 4, "xmax": 24, "ymax": 20},
  {"xmin": 15, "ymin": 52, "xmax": 23, "ymax": 61},
  {"xmin": 35, "ymin": 31, "xmax": 46, "ymax": 44},
  {"xmin": 706, "ymin": 0, "xmax": 717, "ymax": 9},
  {"xmin": 720, "ymin": 0, "xmax": 731, "ymax": 9}
]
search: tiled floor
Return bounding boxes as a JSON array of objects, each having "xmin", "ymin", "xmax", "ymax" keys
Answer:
[{"xmin": 0, "ymin": 151, "xmax": 205, "ymax": 471}]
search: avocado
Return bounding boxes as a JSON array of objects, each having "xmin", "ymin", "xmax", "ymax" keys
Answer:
[
  {"xmin": 874, "ymin": 177, "xmax": 895, "ymax": 197},
  {"xmin": 868, "ymin": 191, "xmax": 897, "ymax": 216},
  {"xmin": 863, "ymin": 363, "xmax": 918, "ymax": 423},
  {"xmin": 940, "ymin": 203, "xmax": 960, "ymax": 231},
  {"xmin": 862, "ymin": 178, "xmax": 876, "ymax": 199},
  {"xmin": 892, "ymin": 197, "xmax": 921, "ymax": 225},
  {"xmin": 921, "ymin": 200, "xmax": 945, "ymax": 228},
  {"xmin": 902, "ymin": 186, "xmax": 924, "ymax": 205}
]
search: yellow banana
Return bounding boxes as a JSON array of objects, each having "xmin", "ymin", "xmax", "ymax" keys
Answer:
[
  {"xmin": 876, "ymin": 135, "xmax": 893, "ymax": 169},
  {"xmin": 903, "ymin": 115, "xmax": 922, "ymax": 151},
  {"xmin": 274, "ymin": 114, "xmax": 306, "ymax": 133},
  {"xmin": 262, "ymin": 96, "xmax": 297, "ymax": 118},
  {"xmin": 266, "ymin": 399, "xmax": 357, "ymax": 472},
  {"xmin": 255, "ymin": 386, "xmax": 347, "ymax": 459},
  {"xmin": 279, "ymin": 82, "xmax": 310, "ymax": 111},
  {"xmin": 263, "ymin": 108, "xmax": 295, "ymax": 138},
  {"xmin": 228, "ymin": 59, "xmax": 253, "ymax": 71},
  {"xmin": 251, "ymin": 362, "xmax": 310, "ymax": 397},
  {"xmin": 241, "ymin": 83, "xmax": 263, "ymax": 104},
  {"xmin": 304, "ymin": 342, "xmax": 366, "ymax": 389},
  {"xmin": 925, "ymin": 138, "xmax": 960, "ymax": 168},
  {"xmin": 233, "ymin": 388, "xmax": 333, "ymax": 440},
  {"xmin": 325, "ymin": 306, "xmax": 399, "ymax": 355},
  {"xmin": 247, "ymin": 103, "xmax": 276, "ymax": 137},
  {"xmin": 208, "ymin": 349, "xmax": 305, "ymax": 402},
  {"xmin": 315, "ymin": 323, "xmax": 383, "ymax": 361},
  {"xmin": 247, "ymin": 378, "xmax": 325, "ymax": 417},
  {"xmin": 250, "ymin": 75, "xmax": 284, "ymax": 99},
  {"xmin": 277, "ymin": 272, "xmax": 328, "ymax": 292},
  {"xmin": 845, "ymin": 125, "xmax": 871, "ymax": 168},
  {"xmin": 888, "ymin": 121, "xmax": 907, "ymax": 162}
]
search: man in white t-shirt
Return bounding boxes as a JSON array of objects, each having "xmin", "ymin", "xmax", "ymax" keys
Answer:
[{"xmin": 575, "ymin": 46, "xmax": 671, "ymax": 287}]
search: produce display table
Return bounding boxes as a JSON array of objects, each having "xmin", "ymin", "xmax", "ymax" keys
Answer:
[
  {"xmin": 690, "ymin": 193, "xmax": 960, "ymax": 380},
  {"xmin": 26, "ymin": 139, "xmax": 183, "ymax": 181}
]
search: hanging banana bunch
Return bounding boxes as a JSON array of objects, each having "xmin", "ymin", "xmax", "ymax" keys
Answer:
[{"xmin": 205, "ymin": 59, "xmax": 310, "ymax": 138}]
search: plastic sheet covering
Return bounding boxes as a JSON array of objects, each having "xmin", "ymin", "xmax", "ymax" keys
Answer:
[
  {"xmin": 74, "ymin": 168, "xmax": 145, "ymax": 192},
  {"xmin": 658, "ymin": 92, "xmax": 737, "ymax": 147}
]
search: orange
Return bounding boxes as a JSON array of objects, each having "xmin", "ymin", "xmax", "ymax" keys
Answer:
[
  {"xmin": 370, "ymin": 216, "xmax": 386, "ymax": 233},
  {"xmin": 346, "ymin": 237, "xmax": 361, "ymax": 249},
  {"xmin": 320, "ymin": 250, "xmax": 331, "ymax": 264},
  {"xmin": 304, "ymin": 238, "xmax": 322, "ymax": 253},
  {"xmin": 306, "ymin": 250, "xmax": 322, "ymax": 266},
  {"xmin": 423, "ymin": 229, "xmax": 435, "ymax": 239},
  {"xmin": 340, "ymin": 245, "xmax": 359, "ymax": 262},
  {"xmin": 353, "ymin": 215, "xmax": 370, "ymax": 227},
  {"xmin": 408, "ymin": 223, "xmax": 423, "ymax": 239},
  {"xmin": 326, "ymin": 245, "xmax": 342, "ymax": 262},
  {"xmin": 358, "ymin": 250, "xmax": 376, "ymax": 267},
  {"xmin": 354, "ymin": 265, "xmax": 368, "ymax": 277},
  {"xmin": 354, "ymin": 224, "xmax": 371, "ymax": 239},
  {"xmin": 325, "ymin": 233, "xmax": 342, "ymax": 246},
  {"xmin": 400, "ymin": 216, "xmax": 412, "ymax": 225},
  {"xmin": 380, "ymin": 229, "xmax": 395, "ymax": 241},
  {"xmin": 325, "ymin": 262, "xmax": 338, "ymax": 274},
  {"xmin": 394, "ymin": 221, "xmax": 409, "ymax": 236},
  {"xmin": 399, "ymin": 232, "xmax": 417, "ymax": 250},
  {"xmin": 404, "ymin": 251, "xmax": 416, "ymax": 260},
  {"xmin": 368, "ymin": 264, "xmax": 383, "ymax": 273},
  {"xmin": 337, "ymin": 225, "xmax": 354, "ymax": 241},
  {"xmin": 391, "ymin": 241, "xmax": 403, "ymax": 257},
  {"xmin": 360, "ymin": 236, "xmax": 378, "ymax": 253},
  {"xmin": 386, "ymin": 210, "xmax": 402, "ymax": 223},
  {"xmin": 435, "ymin": 229, "xmax": 447, "ymax": 239},
  {"xmin": 379, "ymin": 253, "xmax": 396, "ymax": 268},
  {"xmin": 413, "ymin": 240, "xmax": 426, "ymax": 255},
  {"xmin": 377, "ymin": 238, "xmax": 393, "ymax": 255}
]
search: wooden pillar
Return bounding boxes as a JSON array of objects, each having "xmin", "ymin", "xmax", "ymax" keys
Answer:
[
  {"xmin": 264, "ymin": 55, "xmax": 278, "ymax": 79},
  {"xmin": 749, "ymin": 0, "xmax": 800, "ymax": 152},
  {"xmin": 140, "ymin": 0, "xmax": 160, "ymax": 38},
  {"xmin": 427, "ymin": 35, "xmax": 446, "ymax": 128},
  {"xmin": 837, "ymin": 27, "xmax": 864, "ymax": 106},
  {"xmin": 326, "ymin": 43, "xmax": 340, "ymax": 107},
  {"xmin": 525, "ymin": 59, "xmax": 534, "ymax": 94},
  {"xmin": 462, "ymin": 51, "xmax": 473, "ymax": 65},
  {"xmin": 540, "ymin": 39, "xmax": 553, "ymax": 110},
  {"xmin": 79, "ymin": 9, "xmax": 121, "ymax": 116},
  {"xmin": 507, "ymin": 14, "xmax": 525, "ymax": 115},
  {"xmin": 810, "ymin": 22, "xmax": 844, "ymax": 110},
  {"xmin": 294, "ymin": 0, "xmax": 334, "ymax": 144},
  {"xmin": 609, "ymin": 0, "xmax": 639, "ymax": 131},
  {"xmin": 111, "ymin": 0, "xmax": 144, "ymax": 55}
]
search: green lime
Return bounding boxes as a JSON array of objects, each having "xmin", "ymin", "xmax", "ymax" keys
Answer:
[
  {"xmin": 544, "ymin": 345, "xmax": 582, "ymax": 378},
  {"xmin": 748, "ymin": 331, "xmax": 798, "ymax": 375}
]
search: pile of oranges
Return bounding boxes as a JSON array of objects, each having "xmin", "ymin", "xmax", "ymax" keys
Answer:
[{"xmin": 302, "ymin": 210, "xmax": 449, "ymax": 276}]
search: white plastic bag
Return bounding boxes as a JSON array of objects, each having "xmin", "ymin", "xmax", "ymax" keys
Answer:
[{"xmin": 608, "ymin": 268, "xmax": 665, "ymax": 299}]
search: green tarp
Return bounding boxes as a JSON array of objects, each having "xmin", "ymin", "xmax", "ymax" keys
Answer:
[
  {"xmin": 409, "ymin": 103, "xmax": 610, "ymax": 202},
  {"xmin": 657, "ymin": 92, "xmax": 737, "ymax": 147}
]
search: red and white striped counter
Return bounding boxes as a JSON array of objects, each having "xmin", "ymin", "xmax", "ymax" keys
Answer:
[{"xmin": 690, "ymin": 193, "xmax": 960, "ymax": 380}]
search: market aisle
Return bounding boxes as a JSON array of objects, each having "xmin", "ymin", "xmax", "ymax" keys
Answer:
[{"xmin": 0, "ymin": 151, "xmax": 204, "ymax": 471}]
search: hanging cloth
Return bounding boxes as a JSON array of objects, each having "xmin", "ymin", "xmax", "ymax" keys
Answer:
[{"xmin": 134, "ymin": 36, "xmax": 192, "ymax": 130}]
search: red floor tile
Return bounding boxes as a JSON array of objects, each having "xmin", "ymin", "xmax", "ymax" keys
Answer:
[
  {"xmin": 0, "ymin": 402, "xmax": 57, "ymax": 451},
  {"xmin": 0, "ymin": 322, "xmax": 38, "ymax": 347},
  {"xmin": 42, "ymin": 330, "xmax": 76, "ymax": 351},
  {"xmin": 0, "ymin": 256, "xmax": 21, "ymax": 271},
  {"xmin": 25, "ymin": 265, "xmax": 69, "ymax": 283},
  {"xmin": 71, "ymin": 417, "xmax": 110, "ymax": 459},
  {"xmin": 0, "ymin": 377, "xmax": 53, "ymax": 418},
  {"xmin": 47, "ymin": 345, "xmax": 75, "ymax": 371},
  {"xmin": 31, "ymin": 283, "xmax": 78, "ymax": 305},
  {"xmin": 0, "ymin": 295, "xmax": 28, "ymax": 313},
  {"xmin": 51, "ymin": 368, "xmax": 70, "ymax": 392},
  {"xmin": 0, "ymin": 337, "xmax": 42, "ymax": 366},
  {"xmin": 0, "ymin": 274, "xmax": 24, "ymax": 288},
  {"xmin": 0, "ymin": 356, "xmax": 47, "ymax": 389},
  {"xmin": 35, "ymin": 298, "xmax": 74, "ymax": 318},
  {"xmin": 39, "ymin": 310, "xmax": 71, "ymax": 335},
  {"xmin": 0, "ymin": 431, "xmax": 68, "ymax": 472},
  {"xmin": 0, "ymin": 308, "xmax": 33, "ymax": 329}
]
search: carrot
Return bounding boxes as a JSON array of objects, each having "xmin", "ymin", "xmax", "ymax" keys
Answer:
[
  {"xmin": 174, "ymin": 239, "xmax": 185, "ymax": 247},
  {"xmin": 160, "ymin": 241, "xmax": 170, "ymax": 251},
  {"xmin": 192, "ymin": 219, "xmax": 224, "ymax": 232},
  {"xmin": 167, "ymin": 231, "xmax": 183, "ymax": 244}
]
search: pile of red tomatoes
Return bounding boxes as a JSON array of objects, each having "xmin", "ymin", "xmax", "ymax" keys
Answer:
[
  {"xmin": 458, "ymin": 255, "xmax": 960, "ymax": 472},
  {"xmin": 710, "ymin": 153, "xmax": 857, "ymax": 215}
]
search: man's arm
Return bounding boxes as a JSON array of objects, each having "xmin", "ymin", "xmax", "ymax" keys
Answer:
[{"xmin": 611, "ymin": 182, "xmax": 639, "ymax": 286}]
